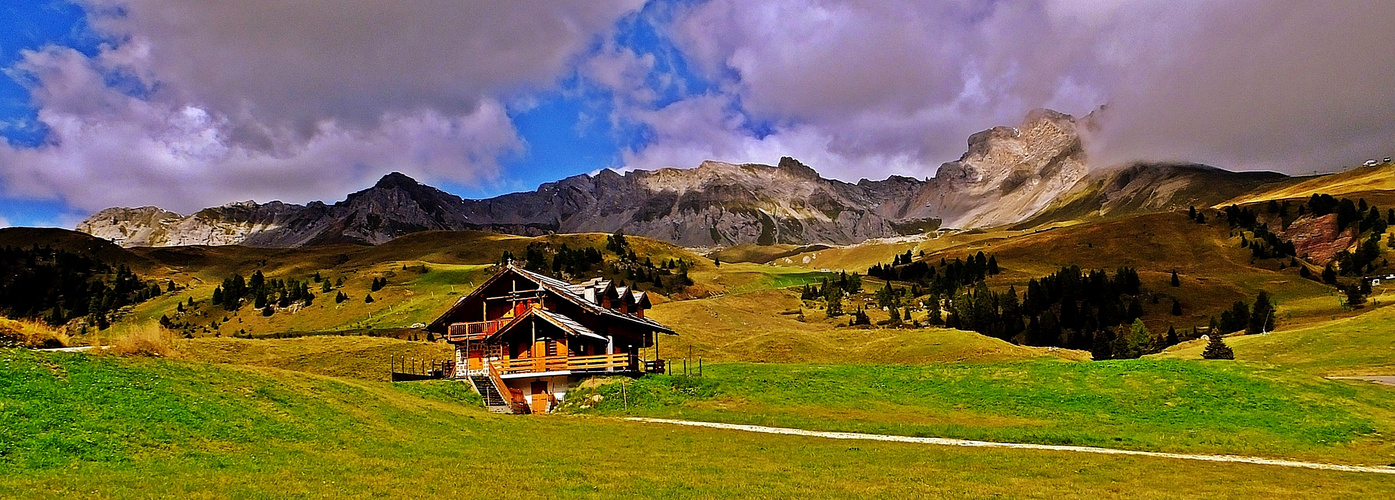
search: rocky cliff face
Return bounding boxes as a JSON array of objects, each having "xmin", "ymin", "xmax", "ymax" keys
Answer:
[
  {"xmin": 918, "ymin": 109, "xmax": 1092, "ymax": 228},
  {"xmin": 76, "ymin": 109, "xmax": 1141, "ymax": 248},
  {"xmin": 1283, "ymin": 213, "xmax": 1358, "ymax": 264}
]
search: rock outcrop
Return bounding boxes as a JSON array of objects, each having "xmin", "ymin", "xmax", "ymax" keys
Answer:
[
  {"xmin": 920, "ymin": 108, "xmax": 1092, "ymax": 228},
  {"xmin": 1282, "ymin": 213, "xmax": 1358, "ymax": 264}
]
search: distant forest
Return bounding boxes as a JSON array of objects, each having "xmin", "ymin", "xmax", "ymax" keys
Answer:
[
  {"xmin": 0, "ymin": 245, "xmax": 165, "ymax": 328},
  {"xmin": 498, "ymin": 232, "xmax": 695, "ymax": 295}
]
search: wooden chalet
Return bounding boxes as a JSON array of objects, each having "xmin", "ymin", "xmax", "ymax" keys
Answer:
[{"xmin": 426, "ymin": 263, "xmax": 674, "ymax": 414}]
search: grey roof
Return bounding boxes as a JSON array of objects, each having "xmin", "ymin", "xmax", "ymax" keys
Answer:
[
  {"xmin": 532, "ymin": 308, "xmax": 608, "ymax": 342},
  {"xmin": 494, "ymin": 265, "xmax": 674, "ymax": 334}
]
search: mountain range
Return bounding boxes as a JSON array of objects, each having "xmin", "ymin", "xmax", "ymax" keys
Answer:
[{"xmin": 77, "ymin": 109, "xmax": 1292, "ymax": 248}]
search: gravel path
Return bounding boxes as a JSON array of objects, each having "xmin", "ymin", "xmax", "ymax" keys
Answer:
[
  {"xmin": 627, "ymin": 417, "xmax": 1395, "ymax": 475},
  {"xmin": 1329, "ymin": 376, "xmax": 1395, "ymax": 386}
]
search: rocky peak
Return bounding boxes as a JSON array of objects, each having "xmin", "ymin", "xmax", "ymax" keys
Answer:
[
  {"xmin": 776, "ymin": 156, "xmax": 821, "ymax": 180},
  {"xmin": 373, "ymin": 172, "xmax": 422, "ymax": 190}
]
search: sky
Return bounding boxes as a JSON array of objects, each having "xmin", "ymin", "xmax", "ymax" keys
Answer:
[{"xmin": 1, "ymin": 0, "xmax": 1394, "ymax": 228}]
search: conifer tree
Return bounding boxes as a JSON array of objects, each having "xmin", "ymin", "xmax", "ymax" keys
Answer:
[
  {"xmin": 1201, "ymin": 334, "xmax": 1235, "ymax": 359},
  {"xmin": 1171, "ymin": 270, "xmax": 1181, "ymax": 287},
  {"xmin": 1247, "ymin": 291, "xmax": 1275, "ymax": 334},
  {"xmin": 1171, "ymin": 298, "xmax": 1182, "ymax": 316},
  {"xmin": 365, "ymin": 293, "xmax": 375, "ymax": 304},
  {"xmin": 1113, "ymin": 319, "xmax": 1151, "ymax": 359}
]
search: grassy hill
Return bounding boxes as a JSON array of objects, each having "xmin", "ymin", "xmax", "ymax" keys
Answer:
[
  {"xmin": 103, "ymin": 231, "xmax": 713, "ymax": 341},
  {"xmin": 0, "ymin": 227, "xmax": 151, "ymax": 268},
  {"xmin": 4, "ymin": 348, "xmax": 1394, "ymax": 498},
  {"xmin": 1223, "ymin": 163, "xmax": 1395, "ymax": 208},
  {"xmin": 176, "ymin": 335, "xmax": 453, "ymax": 381},
  {"xmin": 568, "ymin": 358, "xmax": 1395, "ymax": 465},
  {"xmin": 1160, "ymin": 303, "xmax": 1395, "ymax": 377},
  {"xmin": 649, "ymin": 288, "xmax": 1085, "ymax": 364}
]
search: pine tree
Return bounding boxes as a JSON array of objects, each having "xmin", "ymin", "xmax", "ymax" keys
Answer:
[
  {"xmin": 1170, "ymin": 270, "xmax": 1181, "ymax": 287},
  {"xmin": 1247, "ymin": 291, "xmax": 1275, "ymax": 335},
  {"xmin": 1201, "ymin": 334, "xmax": 1235, "ymax": 360},
  {"xmin": 1171, "ymin": 298, "xmax": 1182, "ymax": 316},
  {"xmin": 1113, "ymin": 319, "xmax": 1151, "ymax": 359},
  {"xmin": 321, "ymin": 280, "xmax": 332, "ymax": 293},
  {"xmin": 1165, "ymin": 325, "xmax": 1179, "ymax": 346},
  {"xmin": 825, "ymin": 287, "xmax": 843, "ymax": 317},
  {"xmin": 364, "ymin": 293, "xmax": 375, "ymax": 304}
]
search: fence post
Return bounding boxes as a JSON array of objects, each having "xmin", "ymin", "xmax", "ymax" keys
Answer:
[{"xmin": 699, "ymin": 357, "xmax": 703, "ymax": 377}]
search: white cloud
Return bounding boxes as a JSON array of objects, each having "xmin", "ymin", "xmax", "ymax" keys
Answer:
[{"xmin": 0, "ymin": 0, "xmax": 645, "ymax": 214}]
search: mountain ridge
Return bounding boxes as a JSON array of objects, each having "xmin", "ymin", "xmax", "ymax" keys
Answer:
[{"xmin": 76, "ymin": 109, "xmax": 1291, "ymax": 248}]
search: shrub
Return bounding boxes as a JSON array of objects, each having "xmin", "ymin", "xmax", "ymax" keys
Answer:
[{"xmin": 106, "ymin": 323, "xmax": 174, "ymax": 357}]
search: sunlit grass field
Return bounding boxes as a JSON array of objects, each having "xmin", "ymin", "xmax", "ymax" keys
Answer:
[
  {"xmin": 567, "ymin": 359, "xmax": 1395, "ymax": 465},
  {"xmin": 3, "ymin": 348, "xmax": 1394, "ymax": 499}
]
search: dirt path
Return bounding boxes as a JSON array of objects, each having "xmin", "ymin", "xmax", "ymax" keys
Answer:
[
  {"xmin": 627, "ymin": 417, "xmax": 1395, "ymax": 475},
  {"xmin": 1329, "ymin": 376, "xmax": 1395, "ymax": 386}
]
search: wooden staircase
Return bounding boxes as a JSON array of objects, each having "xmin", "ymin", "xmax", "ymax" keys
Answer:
[
  {"xmin": 467, "ymin": 364, "xmax": 529, "ymax": 414},
  {"xmin": 469, "ymin": 375, "xmax": 511, "ymax": 412}
]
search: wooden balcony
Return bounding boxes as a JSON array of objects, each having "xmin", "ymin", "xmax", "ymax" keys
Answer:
[
  {"xmin": 491, "ymin": 353, "xmax": 665, "ymax": 377},
  {"xmin": 447, "ymin": 318, "xmax": 514, "ymax": 341}
]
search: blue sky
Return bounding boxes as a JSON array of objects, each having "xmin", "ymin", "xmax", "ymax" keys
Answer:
[{"xmin": 2, "ymin": 1, "xmax": 1394, "ymax": 228}]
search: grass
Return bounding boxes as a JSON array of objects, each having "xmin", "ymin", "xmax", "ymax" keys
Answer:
[
  {"xmin": 1160, "ymin": 304, "xmax": 1395, "ymax": 377},
  {"xmin": 567, "ymin": 359, "xmax": 1395, "ymax": 465},
  {"xmin": 648, "ymin": 288, "xmax": 1085, "ymax": 364},
  {"xmin": 694, "ymin": 262, "xmax": 832, "ymax": 296},
  {"xmin": 1223, "ymin": 163, "xmax": 1395, "ymax": 207},
  {"xmin": 0, "ymin": 317, "xmax": 69, "ymax": 348},
  {"xmin": 113, "ymin": 231, "xmax": 719, "ymax": 340},
  {"xmin": 3, "ymin": 349, "xmax": 1395, "ymax": 498},
  {"xmin": 175, "ymin": 335, "xmax": 453, "ymax": 381}
]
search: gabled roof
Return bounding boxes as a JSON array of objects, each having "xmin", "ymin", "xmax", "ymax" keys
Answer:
[
  {"xmin": 486, "ymin": 307, "xmax": 608, "ymax": 343},
  {"xmin": 427, "ymin": 264, "xmax": 674, "ymax": 334}
]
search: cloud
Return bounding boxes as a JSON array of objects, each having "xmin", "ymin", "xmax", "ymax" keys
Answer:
[
  {"xmin": 623, "ymin": 0, "xmax": 1395, "ymax": 177},
  {"xmin": 0, "ymin": 0, "xmax": 644, "ymax": 213},
  {"xmin": 619, "ymin": 93, "xmax": 924, "ymax": 181}
]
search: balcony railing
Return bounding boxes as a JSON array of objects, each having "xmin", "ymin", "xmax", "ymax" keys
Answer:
[
  {"xmin": 490, "ymin": 353, "xmax": 663, "ymax": 376},
  {"xmin": 447, "ymin": 318, "xmax": 514, "ymax": 341}
]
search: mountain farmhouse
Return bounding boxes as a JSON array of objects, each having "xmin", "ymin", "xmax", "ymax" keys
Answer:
[{"xmin": 426, "ymin": 264, "xmax": 674, "ymax": 414}]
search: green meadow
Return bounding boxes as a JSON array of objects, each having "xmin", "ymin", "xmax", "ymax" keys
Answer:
[
  {"xmin": 3, "ymin": 348, "xmax": 1395, "ymax": 499},
  {"xmin": 566, "ymin": 359, "xmax": 1395, "ymax": 465}
]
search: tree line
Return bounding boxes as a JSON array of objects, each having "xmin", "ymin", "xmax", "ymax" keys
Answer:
[
  {"xmin": 211, "ymin": 270, "xmax": 316, "ymax": 316},
  {"xmin": 0, "ymin": 245, "xmax": 166, "ymax": 328}
]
